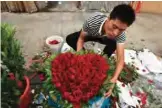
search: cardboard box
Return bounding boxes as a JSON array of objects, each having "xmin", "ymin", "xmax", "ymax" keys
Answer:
[{"xmin": 140, "ymin": 1, "xmax": 162, "ymax": 14}]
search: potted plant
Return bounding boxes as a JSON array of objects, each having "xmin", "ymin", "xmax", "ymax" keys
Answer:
[{"xmin": 1, "ymin": 23, "xmax": 31, "ymax": 108}]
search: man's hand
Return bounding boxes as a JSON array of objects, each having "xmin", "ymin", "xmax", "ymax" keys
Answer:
[
  {"xmin": 104, "ymin": 78, "xmax": 116, "ymax": 97},
  {"xmin": 104, "ymin": 87, "xmax": 113, "ymax": 97}
]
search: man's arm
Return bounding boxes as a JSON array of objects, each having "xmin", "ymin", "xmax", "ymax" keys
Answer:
[
  {"xmin": 111, "ymin": 43, "xmax": 125, "ymax": 82},
  {"xmin": 104, "ymin": 43, "xmax": 125, "ymax": 97},
  {"xmin": 77, "ymin": 30, "xmax": 86, "ymax": 51}
]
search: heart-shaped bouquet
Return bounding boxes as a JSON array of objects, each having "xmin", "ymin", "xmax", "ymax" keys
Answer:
[{"xmin": 51, "ymin": 52, "xmax": 109, "ymax": 108}]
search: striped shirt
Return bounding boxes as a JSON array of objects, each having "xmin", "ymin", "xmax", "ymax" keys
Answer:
[{"xmin": 82, "ymin": 12, "xmax": 126, "ymax": 43}]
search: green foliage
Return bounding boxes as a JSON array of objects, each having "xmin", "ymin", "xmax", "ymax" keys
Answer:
[
  {"xmin": 1, "ymin": 64, "xmax": 20, "ymax": 108},
  {"xmin": 1, "ymin": 23, "xmax": 26, "ymax": 108},
  {"xmin": 1, "ymin": 23, "xmax": 25, "ymax": 79}
]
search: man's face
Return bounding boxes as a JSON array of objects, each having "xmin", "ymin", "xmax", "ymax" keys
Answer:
[{"xmin": 104, "ymin": 18, "xmax": 128, "ymax": 38}]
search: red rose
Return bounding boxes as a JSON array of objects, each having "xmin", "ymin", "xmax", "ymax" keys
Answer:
[
  {"xmin": 52, "ymin": 74, "xmax": 59, "ymax": 82},
  {"xmin": 136, "ymin": 91, "xmax": 141, "ymax": 97},
  {"xmin": 80, "ymin": 81, "xmax": 87, "ymax": 85},
  {"xmin": 87, "ymin": 92, "xmax": 93, "ymax": 98},
  {"xmin": 52, "ymin": 68, "xmax": 56, "ymax": 72},
  {"xmin": 73, "ymin": 89, "xmax": 82, "ymax": 98},
  {"xmin": 69, "ymin": 95, "xmax": 75, "ymax": 103},
  {"xmin": 60, "ymin": 86, "xmax": 66, "ymax": 93},
  {"xmin": 64, "ymin": 76, "xmax": 70, "ymax": 83},
  {"xmin": 73, "ymin": 97, "xmax": 80, "ymax": 103},
  {"xmin": 8, "ymin": 73, "xmax": 15, "ymax": 80},
  {"xmin": 136, "ymin": 67, "xmax": 139, "ymax": 70},
  {"xmin": 17, "ymin": 80, "xmax": 23, "ymax": 89},
  {"xmin": 69, "ymin": 75, "xmax": 75, "ymax": 80},
  {"xmin": 91, "ymin": 88, "xmax": 98, "ymax": 95},
  {"xmin": 82, "ymin": 95, "xmax": 89, "ymax": 102},
  {"xmin": 55, "ymin": 82, "xmax": 61, "ymax": 88},
  {"xmin": 142, "ymin": 69, "xmax": 146, "ymax": 72},
  {"xmin": 129, "ymin": 91, "xmax": 133, "ymax": 97},
  {"xmin": 38, "ymin": 73, "xmax": 46, "ymax": 81},
  {"xmin": 122, "ymin": 83, "xmax": 125, "ymax": 87},
  {"xmin": 70, "ymin": 84, "xmax": 77, "ymax": 90},
  {"xmin": 139, "ymin": 93, "xmax": 147, "ymax": 105},
  {"xmin": 69, "ymin": 68, "xmax": 76, "ymax": 74},
  {"xmin": 49, "ymin": 40, "xmax": 59, "ymax": 45},
  {"xmin": 63, "ymin": 92, "xmax": 70, "ymax": 99}
]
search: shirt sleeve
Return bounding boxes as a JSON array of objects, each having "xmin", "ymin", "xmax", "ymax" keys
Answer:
[
  {"xmin": 82, "ymin": 19, "xmax": 89, "ymax": 33},
  {"xmin": 115, "ymin": 32, "xmax": 126, "ymax": 43}
]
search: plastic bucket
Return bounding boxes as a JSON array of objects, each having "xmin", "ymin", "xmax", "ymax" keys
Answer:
[
  {"xmin": 19, "ymin": 76, "xmax": 31, "ymax": 108},
  {"xmin": 46, "ymin": 36, "xmax": 64, "ymax": 53}
]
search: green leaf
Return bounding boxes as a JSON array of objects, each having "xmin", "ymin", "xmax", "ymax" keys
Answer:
[
  {"xmin": 66, "ymin": 104, "xmax": 73, "ymax": 108},
  {"xmin": 13, "ymin": 89, "xmax": 21, "ymax": 96}
]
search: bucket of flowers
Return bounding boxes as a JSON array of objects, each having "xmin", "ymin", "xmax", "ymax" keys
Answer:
[{"xmin": 45, "ymin": 35, "xmax": 64, "ymax": 53}]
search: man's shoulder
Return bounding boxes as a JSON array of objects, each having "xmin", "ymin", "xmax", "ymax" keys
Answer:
[
  {"xmin": 86, "ymin": 12, "xmax": 107, "ymax": 24},
  {"xmin": 83, "ymin": 12, "xmax": 107, "ymax": 36},
  {"xmin": 89, "ymin": 12, "xmax": 107, "ymax": 18}
]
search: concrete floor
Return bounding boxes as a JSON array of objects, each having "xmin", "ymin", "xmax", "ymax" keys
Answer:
[{"xmin": 1, "ymin": 12, "xmax": 162, "ymax": 58}]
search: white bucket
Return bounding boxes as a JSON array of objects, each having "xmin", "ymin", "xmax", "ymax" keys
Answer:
[{"xmin": 46, "ymin": 35, "xmax": 64, "ymax": 53}]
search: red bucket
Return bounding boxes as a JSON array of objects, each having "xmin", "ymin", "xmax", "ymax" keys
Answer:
[{"xmin": 19, "ymin": 76, "xmax": 31, "ymax": 108}]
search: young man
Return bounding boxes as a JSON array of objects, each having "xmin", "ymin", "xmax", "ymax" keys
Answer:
[{"xmin": 66, "ymin": 4, "xmax": 135, "ymax": 97}]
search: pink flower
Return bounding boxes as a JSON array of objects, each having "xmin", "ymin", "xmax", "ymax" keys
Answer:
[
  {"xmin": 129, "ymin": 91, "xmax": 133, "ymax": 97},
  {"xmin": 38, "ymin": 73, "xmax": 46, "ymax": 81},
  {"xmin": 148, "ymin": 79, "xmax": 154, "ymax": 84}
]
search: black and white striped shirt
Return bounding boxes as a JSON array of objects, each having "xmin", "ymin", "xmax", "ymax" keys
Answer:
[{"xmin": 82, "ymin": 12, "xmax": 126, "ymax": 43}]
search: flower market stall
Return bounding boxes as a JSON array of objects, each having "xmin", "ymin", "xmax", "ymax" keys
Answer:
[
  {"xmin": 2, "ymin": 23, "xmax": 162, "ymax": 108},
  {"xmin": 29, "ymin": 40, "xmax": 162, "ymax": 108}
]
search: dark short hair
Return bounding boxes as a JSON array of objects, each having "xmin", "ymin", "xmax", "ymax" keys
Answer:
[{"xmin": 110, "ymin": 4, "xmax": 135, "ymax": 26}]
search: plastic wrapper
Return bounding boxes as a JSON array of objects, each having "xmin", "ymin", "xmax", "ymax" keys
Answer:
[
  {"xmin": 131, "ymin": 76, "xmax": 162, "ymax": 107},
  {"xmin": 88, "ymin": 96, "xmax": 111, "ymax": 108}
]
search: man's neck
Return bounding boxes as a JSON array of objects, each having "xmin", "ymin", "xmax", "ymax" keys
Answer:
[{"xmin": 101, "ymin": 20, "xmax": 107, "ymax": 35}]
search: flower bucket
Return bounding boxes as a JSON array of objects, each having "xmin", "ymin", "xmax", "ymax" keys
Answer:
[
  {"xmin": 19, "ymin": 76, "xmax": 31, "ymax": 108},
  {"xmin": 46, "ymin": 36, "xmax": 64, "ymax": 53}
]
